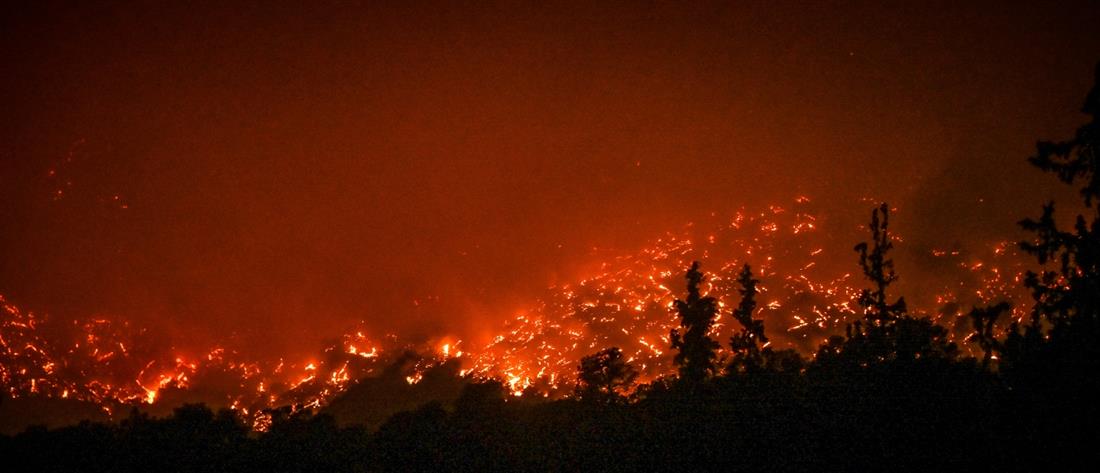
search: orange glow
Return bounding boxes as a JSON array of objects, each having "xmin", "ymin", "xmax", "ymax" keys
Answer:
[{"xmin": 0, "ymin": 199, "xmax": 1034, "ymax": 426}]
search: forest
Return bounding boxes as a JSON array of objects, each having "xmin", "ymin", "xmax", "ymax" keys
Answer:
[{"xmin": 2, "ymin": 63, "xmax": 1099, "ymax": 472}]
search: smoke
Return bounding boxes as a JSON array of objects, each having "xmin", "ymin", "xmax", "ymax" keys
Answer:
[{"xmin": 2, "ymin": 1, "xmax": 1099, "ymax": 363}]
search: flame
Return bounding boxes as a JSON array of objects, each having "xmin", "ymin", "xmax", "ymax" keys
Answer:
[{"xmin": 0, "ymin": 198, "xmax": 1033, "ymax": 427}]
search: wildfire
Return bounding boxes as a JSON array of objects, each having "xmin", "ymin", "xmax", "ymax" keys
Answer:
[{"xmin": 0, "ymin": 198, "xmax": 1033, "ymax": 427}]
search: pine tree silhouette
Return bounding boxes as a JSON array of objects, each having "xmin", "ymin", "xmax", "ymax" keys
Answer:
[
  {"xmin": 1006, "ymin": 62, "xmax": 1100, "ymax": 390},
  {"xmin": 854, "ymin": 203, "xmax": 907, "ymax": 327},
  {"xmin": 728, "ymin": 264, "xmax": 768, "ymax": 374},
  {"xmin": 670, "ymin": 261, "xmax": 720, "ymax": 387},
  {"xmin": 830, "ymin": 203, "xmax": 956, "ymax": 365},
  {"xmin": 845, "ymin": 203, "xmax": 908, "ymax": 363},
  {"xmin": 1016, "ymin": 62, "xmax": 1100, "ymax": 343}
]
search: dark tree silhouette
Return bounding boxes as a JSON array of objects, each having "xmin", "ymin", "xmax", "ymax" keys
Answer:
[
  {"xmin": 1012, "ymin": 62, "xmax": 1100, "ymax": 361},
  {"xmin": 1003, "ymin": 63, "xmax": 1100, "ymax": 402},
  {"xmin": 841, "ymin": 203, "xmax": 908, "ymax": 364},
  {"xmin": 728, "ymin": 264, "xmax": 769, "ymax": 374},
  {"xmin": 670, "ymin": 261, "xmax": 721, "ymax": 386},
  {"xmin": 575, "ymin": 347, "xmax": 638, "ymax": 403},
  {"xmin": 974, "ymin": 62, "xmax": 1100, "ymax": 464},
  {"xmin": 822, "ymin": 203, "xmax": 956, "ymax": 366},
  {"xmin": 854, "ymin": 203, "xmax": 907, "ymax": 327},
  {"xmin": 453, "ymin": 379, "xmax": 507, "ymax": 414},
  {"xmin": 968, "ymin": 302, "xmax": 1010, "ymax": 369}
]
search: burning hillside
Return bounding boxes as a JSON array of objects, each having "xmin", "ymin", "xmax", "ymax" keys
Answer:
[{"xmin": 1, "ymin": 197, "xmax": 1032, "ymax": 430}]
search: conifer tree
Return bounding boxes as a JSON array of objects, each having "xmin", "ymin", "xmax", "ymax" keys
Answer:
[
  {"xmin": 854, "ymin": 203, "xmax": 907, "ymax": 327},
  {"xmin": 670, "ymin": 261, "xmax": 720, "ymax": 386},
  {"xmin": 728, "ymin": 264, "xmax": 768, "ymax": 373},
  {"xmin": 842, "ymin": 203, "xmax": 955, "ymax": 364},
  {"xmin": 1008, "ymin": 62, "xmax": 1100, "ymax": 378}
]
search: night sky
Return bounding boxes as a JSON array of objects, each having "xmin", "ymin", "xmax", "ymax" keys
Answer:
[{"xmin": 2, "ymin": 1, "xmax": 1099, "ymax": 359}]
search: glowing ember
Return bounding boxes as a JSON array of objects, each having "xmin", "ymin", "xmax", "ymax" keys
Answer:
[{"xmin": 0, "ymin": 198, "xmax": 1031, "ymax": 424}]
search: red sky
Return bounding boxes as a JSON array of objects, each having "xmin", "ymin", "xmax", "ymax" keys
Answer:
[{"xmin": 2, "ymin": 1, "xmax": 1099, "ymax": 358}]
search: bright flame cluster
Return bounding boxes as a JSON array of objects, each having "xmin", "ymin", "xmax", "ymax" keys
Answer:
[{"xmin": 0, "ymin": 198, "xmax": 1033, "ymax": 423}]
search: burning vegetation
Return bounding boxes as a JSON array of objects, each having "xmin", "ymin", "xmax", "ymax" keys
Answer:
[
  {"xmin": 1, "ymin": 62, "xmax": 1099, "ymax": 469},
  {"xmin": 1, "ymin": 195, "xmax": 1034, "ymax": 430}
]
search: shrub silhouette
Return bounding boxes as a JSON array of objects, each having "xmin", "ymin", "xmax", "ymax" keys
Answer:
[{"xmin": 575, "ymin": 347, "xmax": 638, "ymax": 403}]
